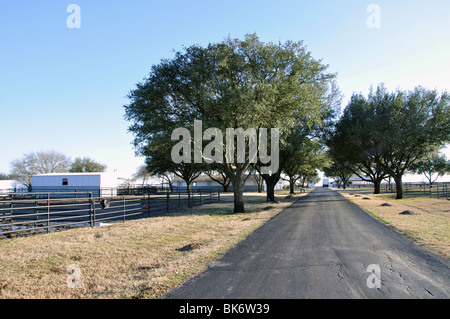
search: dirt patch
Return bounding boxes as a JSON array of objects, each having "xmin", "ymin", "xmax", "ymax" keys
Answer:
[
  {"xmin": 399, "ymin": 210, "xmax": 419, "ymax": 215},
  {"xmin": 176, "ymin": 242, "xmax": 202, "ymax": 252}
]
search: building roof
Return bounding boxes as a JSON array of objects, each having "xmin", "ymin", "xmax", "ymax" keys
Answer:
[{"xmin": 32, "ymin": 172, "xmax": 104, "ymax": 176}]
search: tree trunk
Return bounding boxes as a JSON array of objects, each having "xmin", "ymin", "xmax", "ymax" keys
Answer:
[
  {"xmin": 257, "ymin": 181, "xmax": 263, "ymax": 193},
  {"xmin": 301, "ymin": 175, "xmax": 309, "ymax": 188},
  {"xmin": 231, "ymin": 177, "xmax": 245, "ymax": 213},
  {"xmin": 373, "ymin": 180, "xmax": 381, "ymax": 194},
  {"xmin": 394, "ymin": 175, "xmax": 403, "ymax": 199},
  {"xmin": 265, "ymin": 177, "xmax": 278, "ymax": 202},
  {"xmin": 223, "ymin": 183, "xmax": 229, "ymax": 192},
  {"xmin": 185, "ymin": 180, "xmax": 191, "ymax": 193},
  {"xmin": 253, "ymin": 173, "xmax": 264, "ymax": 193},
  {"xmin": 289, "ymin": 180, "xmax": 295, "ymax": 194},
  {"xmin": 425, "ymin": 172, "xmax": 432, "ymax": 186}
]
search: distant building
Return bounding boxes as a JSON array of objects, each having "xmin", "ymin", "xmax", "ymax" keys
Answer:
[
  {"xmin": 0, "ymin": 180, "xmax": 25, "ymax": 193},
  {"xmin": 31, "ymin": 172, "xmax": 121, "ymax": 197},
  {"xmin": 347, "ymin": 176, "xmax": 371, "ymax": 187},
  {"xmin": 172, "ymin": 174, "xmax": 261, "ymax": 192},
  {"xmin": 326, "ymin": 176, "xmax": 375, "ymax": 188}
]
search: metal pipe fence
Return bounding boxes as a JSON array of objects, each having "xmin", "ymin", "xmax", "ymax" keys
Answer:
[
  {"xmin": 347, "ymin": 182, "xmax": 449, "ymax": 200},
  {"xmin": 0, "ymin": 189, "xmax": 220, "ymax": 239}
]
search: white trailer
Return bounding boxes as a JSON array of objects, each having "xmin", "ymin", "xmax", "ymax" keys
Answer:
[
  {"xmin": 31, "ymin": 173, "xmax": 120, "ymax": 196},
  {"xmin": 322, "ymin": 178, "xmax": 329, "ymax": 187}
]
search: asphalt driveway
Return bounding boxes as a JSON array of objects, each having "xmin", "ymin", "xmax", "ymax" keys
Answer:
[{"xmin": 165, "ymin": 188, "xmax": 450, "ymax": 299}]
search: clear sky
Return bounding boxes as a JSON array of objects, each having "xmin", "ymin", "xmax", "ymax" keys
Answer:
[{"xmin": 1, "ymin": 0, "xmax": 449, "ymax": 179}]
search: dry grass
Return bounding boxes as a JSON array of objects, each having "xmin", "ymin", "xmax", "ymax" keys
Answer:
[
  {"xmin": 0, "ymin": 191, "xmax": 308, "ymax": 299},
  {"xmin": 337, "ymin": 188, "xmax": 450, "ymax": 259}
]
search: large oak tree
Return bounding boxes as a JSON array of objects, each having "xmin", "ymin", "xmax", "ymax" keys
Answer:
[
  {"xmin": 328, "ymin": 84, "xmax": 450, "ymax": 199},
  {"xmin": 124, "ymin": 34, "xmax": 336, "ymax": 213}
]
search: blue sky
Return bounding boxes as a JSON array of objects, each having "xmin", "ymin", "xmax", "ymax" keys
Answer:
[{"xmin": 1, "ymin": 1, "xmax": 449, "ymax": 179}]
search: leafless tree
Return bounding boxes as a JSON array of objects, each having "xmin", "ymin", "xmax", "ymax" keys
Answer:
[
  {"xmin": 133, "ymin": 164, "xmax": 152, "ymax": 186},
  {"xmin": 10, "ymin": 150, "xmax": 72, "ymax": 190}
]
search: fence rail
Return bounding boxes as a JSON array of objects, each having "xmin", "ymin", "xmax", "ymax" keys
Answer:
[
  {"xmin": 348, "ymin": 182, "xmax": 449, "ymax": 200},
  {"xmin": 0, "ymin": 185, "xmax": 178, "ymax": 196},
  {"xmin": 0, "ymin": 189, "xmax": 220, "ymax": 239}
]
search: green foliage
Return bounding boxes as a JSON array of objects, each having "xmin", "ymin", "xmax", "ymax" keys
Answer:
[
  {"xmin": 328, "ymin": 83, "xmax": 450, "ymax": 198},
  {"xmin": 146, "ymin": 136, "xmax": 204, "ymax": 191},
  {"xmin": 69, "ymin": 157, "xmax": 107, "ymax": 173},
  {"xmin": 124, "ymin": 34, "xmax": 337, "ymax": 212},
  {"xmin": 282, "ymin": 139, "xmax": 327, "ymax": 192},
  {"xmin": 327, "ymin": 92, "xmax": 387, "ymax": 193},
  {"xmin": 323, "ymin": 161, "xmax": 354, "ymax": 189},
  {"xmin": 409, "ymin": 152, "xmax": 449, "ymax": 184}
]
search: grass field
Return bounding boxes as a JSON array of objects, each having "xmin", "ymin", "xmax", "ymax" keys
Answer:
[
  {"xmin": 336, "ymin": 188, "xmax": 450, "ymax": 260},
  {"xmin": 0, "ymin": 191, "xmax": 308, "ymax": 299},
  {"xmin": 2, "ymin": 187, "xmax": 446, "ymax": 299}
]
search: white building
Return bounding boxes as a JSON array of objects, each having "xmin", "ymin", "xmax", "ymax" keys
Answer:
[
  {"xmin": 0, "ymin": 180, "xmax": 22, "ymax": 193},
  {"xmin": 173, "ymin": 175, "xmax": 261, "ymax": 192},
  {"xmin": 31, "ymin": 173, "xmax": 121, "ymax": 196}
]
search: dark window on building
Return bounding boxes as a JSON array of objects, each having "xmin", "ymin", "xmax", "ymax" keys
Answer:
[{"xmin": 62, "ymin": 178, "xmax": 68, "ymax": 186}]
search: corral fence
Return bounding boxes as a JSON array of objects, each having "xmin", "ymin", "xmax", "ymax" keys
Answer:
[
  {"xmin": 349, "ymin": 182, "xmax": 449, "ymax": 200},
  {"xmin": 383, "ymin": 182, "xmax": 449, "ymax": 199},
  {"xmin": 0, "ymin": 185, "xmax": 176, "ymax": 197},
  {"xmin": 0, "ymin": 189, "xmax": 220, "ymax": 239}
]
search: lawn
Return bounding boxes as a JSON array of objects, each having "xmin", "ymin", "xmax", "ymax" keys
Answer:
[{"xmin": 0, "ymin": 191, "xmax": 308, "ymax": 299}]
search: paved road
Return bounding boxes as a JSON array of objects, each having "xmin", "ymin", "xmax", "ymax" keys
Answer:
[{"xmin": 165, "ymin": 188, "xmax": 450, "ymax": 299}]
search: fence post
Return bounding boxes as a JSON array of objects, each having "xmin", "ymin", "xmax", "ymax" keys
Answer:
[
  {"xmin": 123, "ymin": 196, "xmax": 126, "ymax": 222},
  {"xmin": 89, "ymin": 193, "xmax": 94, "ymax": 227},
  {"xmin": 147, "ymin": 193, "xmax": 150, "ymax": 217},
  {"xmin": 47, "ymin": 193, "xmax": 50, "ymax": 233},
  {"xmin": 9, "ymin": 197, "xmax": 13, "ymax": 224},
  {"xmin": 166, "ymin": 193, "xmax": 170, "ymax": 214},
  {"xmin": 34, "ymin": 194, "xmax": 38, "ymax": 229},
  {"xmin": 188, "ymin": 191, "xmax": 191, "ymax": 208},
  {"xmin": 92, "ymin": 195, "xmax": 96, "ymax": 226}
]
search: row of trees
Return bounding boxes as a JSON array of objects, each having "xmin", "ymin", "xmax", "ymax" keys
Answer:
[
  {"xmin": 124, "ymin": 34, "xmax": 340, "ymax": 213},
  {"xmin": 325, "ymin": 84, "xmax": 450, "ymax": 198},
  {"xmin": 4, "ymin": 151, "xmax": 107, "ymax": 190},
  {"xmin": 134, "ymin": 147, "xmax": 324, "ymax": 195},
  {"xmin": 6, "ymin": 36, "xmax": 445, "ymax": 210},
  {"xmin": 125, "ymin": 34, "xmax": 449, "ymax": 211}
]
